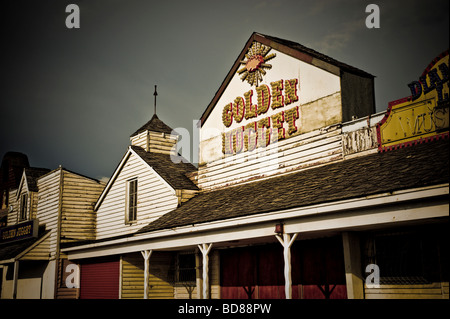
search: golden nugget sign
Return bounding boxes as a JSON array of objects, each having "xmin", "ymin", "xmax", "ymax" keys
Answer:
[
  {"xmin": 377, "ymin": 50, "xmax": 449, "ymax": 151},
  {"xmin": 0, "ymin": 219, "xmax": 38, "ymax": 244},
  {"xmin": 222, "ymin": 78, "xmax": 299, "ymax": 154}
]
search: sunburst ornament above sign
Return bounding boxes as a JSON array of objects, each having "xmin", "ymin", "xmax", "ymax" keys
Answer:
[{"xmin": 237, "ymin": 42, "xmax": 276, "ymax": 87}]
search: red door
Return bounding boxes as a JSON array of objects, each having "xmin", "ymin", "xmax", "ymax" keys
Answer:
[
  {"xmin": 220, "ymin": 244, "xmax": 284, "ymax": 299},
  {"xmin": 80, "ymin": 258, "xmax": 120, "ymax": 299},
  {"xmin": 221, "ymin": 237, "xmax": 347, "ymax": 299},
  {"xmin": 292, "ymin": 236, "xmax": 347, "ymax": 299},
  {"xmin": 220, "ymin": 247, "xmax": 257, "ymax": 299}
]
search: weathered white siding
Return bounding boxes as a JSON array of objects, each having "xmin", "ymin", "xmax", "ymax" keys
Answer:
[
  {"xmin": 201, "ymin": 48, "xmax": 341, "ymax": 136},
  {"xmin": 96, "ymin": 151, "xmax": 178, "ymax": 240},
  {"xmin": 36, "ymin": 169, "xmax": 61, "ymax": 260},
  {"xmin": 130, "ymin": 131, "xmax": 148, "ymax": 151},
  {"xmin": 198, "ymin": 124, "xmax": 343, "ymax": 190},
  {"xmin": 341, "ymin": 112, "xmax": 385, "ymax": 158},
  {"xmin": 198, "ymin": 44, "xmax": 345, "ymax": 190}
]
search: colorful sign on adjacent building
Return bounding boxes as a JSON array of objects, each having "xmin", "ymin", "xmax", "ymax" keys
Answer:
[{"xmin": 377, "ymin": 50, "xmax": 449, "ymax": 152}]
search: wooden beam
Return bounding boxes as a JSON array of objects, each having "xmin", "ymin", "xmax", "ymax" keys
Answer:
[
  {"xmin": 12, "ymin": 260, "xmax": 19, "ymax": 299},
  {"xmin": 141, "ymin": 250, "xmax": 152, "ymax": 299},
  {"xmin": 197, "ymin": 243, "xmax": 212, "ymax": 299}
]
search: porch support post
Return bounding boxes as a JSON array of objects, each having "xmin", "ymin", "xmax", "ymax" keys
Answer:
[
  {"xmin": 141, "ymin": 250, "xmax": 153, "ymax": 299},
  {"xmin": 198, "ymin": 243, "xmax": 212, "ymax": 299},
  {"xmin": 342, "ymin": 232, "xmax": 364, "ymax": 299},
  {"xmin": 276, "ymin": 233, "xmax": 298, "ymax": 299},
  {"xmin": 12, "ymin": 260, "xmax": 19, "ymax": 299}
]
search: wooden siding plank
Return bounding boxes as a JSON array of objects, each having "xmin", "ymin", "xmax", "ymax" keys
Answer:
[
  {"xmin": 364, "ymin": 282, "xmax": 449, "ymax": 299},
  {"xmin": 121, "ymin": 252, "xmax": 174, "ymax": 299},
  {"xmin": 96, "ymin": 152, "xmax": 178, "ymax": 240},
  {"xmin": 198, "ymin": 128, "xmax": 343, "ymax": 190},
  {"xmin": 36, "ymin": 170, "xmax": 61, "ymax": 259},
  {"xmin": 60, "ymin": 170, "xmax": 104, "ymax": 242}
]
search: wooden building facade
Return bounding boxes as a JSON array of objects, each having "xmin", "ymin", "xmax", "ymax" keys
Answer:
[
  {"xmin": 62, "ymin": 33, "xmax": 448, "ymax": 300},
  {"xmin": 3, "ymin": 33, "xmax": 448, "ymax": 300},
  {"xmin": 0, "ymin": 166, "xmax": 104, "ymax": 298}
]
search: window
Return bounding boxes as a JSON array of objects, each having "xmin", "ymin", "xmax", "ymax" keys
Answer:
[
  {"xmin": 176, "ymin": 253, "xmax": 196, "ymax": 284},
  {"xmin": 363, "ymin": 227, "xmax": 447, "ymax": 285},
  {"xmin": 126, "ymin": 179, "xmax": 137, "ymax": 224},
  {"xmin": 19, "ymin": 193, "xmax": 28, "ymax": 221}
]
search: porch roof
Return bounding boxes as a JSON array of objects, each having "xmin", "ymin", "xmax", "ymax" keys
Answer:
[
  {"xmin": 0, "ymin": 227, "xmax": 50, "ymax": 264},
  {"xmin": 137, "ymin": 138, "xmax": 449, "ymax": 234}
]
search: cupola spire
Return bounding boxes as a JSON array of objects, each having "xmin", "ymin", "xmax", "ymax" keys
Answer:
[{"xmin": 153, "ymin": 85, "xmax": 158, "ymax": 115}]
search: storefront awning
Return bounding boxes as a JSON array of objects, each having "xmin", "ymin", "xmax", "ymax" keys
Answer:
[{"xmin": 0, "ymin": 229, "xmax": 50, "ymax": 264}]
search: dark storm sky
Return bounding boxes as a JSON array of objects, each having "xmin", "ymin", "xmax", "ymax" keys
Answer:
[{"xmin": 1, "ymin": 0, "xmax": 448, "ymax": 181}]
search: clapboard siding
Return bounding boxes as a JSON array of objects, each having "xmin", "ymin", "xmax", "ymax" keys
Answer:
[
  {"xmin": 198, "ymin": 127, "xmax": 343, "ymax": 190},
  {"xmin": 121, "ymin": 253, "xmax": 145, "ymax": 299},
  {"xmin": 149, "ymin": 132, "xmax": 178, "ymax": 155},
  {"xmin": 130, "ymin": 131, "xmax": 178, "ymax": 154},
  {"xmin": 20, "ymin": 233, "xmax": 51, "ymax": 260},
  {"xmin": 130, "ymin": 131, "xmax": 148, "ymax": 151},
  {"xmin": 7, "ymin": 188, "xmax": 18, "ymax": 225},
  {"xmin": 147, "ymin": 252, "xmax": 174, "ymax": 299},
  {"xmin": 36, "ymin": 170, "xmax": 61, "ymax": 260},
  {"xmin": 96, "ymin": 152, "xmax": 178, "ymax": 240},
  {"xmin": 122, "ymin": 252, "xmax": 174, "ymax": 299},
  {"xmin": 60, "ymin": 170, "xmax": 104, "ymax": 243},
  {"xmin": 6, "ymin": 185, "xmax": 39, "ymax": 225},
  {"xmin": 364, "ymin": 282, "xmax": 449, "ymax": 299}
]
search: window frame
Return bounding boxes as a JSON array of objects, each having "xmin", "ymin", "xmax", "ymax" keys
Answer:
[
  {"xmin": 19, "ymin": 193, "xmax": 28, "ymax": 221},
  {"xmin": 362, "ymin": 228, "xmax": 444, "ymax": 285},
  {"xmin": 176, "ymin": 252, "xmax": 197, "ymax": 285},
  {"xmin": 125, "ymin": 178, "xmax": 138, "ymax": 224}
]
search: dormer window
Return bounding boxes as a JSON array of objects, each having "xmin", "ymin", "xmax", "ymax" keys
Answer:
[
  {"xmin": 126, "ymin": 178, "xmax": 137, "ymax": 224},
  {"xmin": 19, "ymin": 193, "xmax": 28, "ymax": 221}
]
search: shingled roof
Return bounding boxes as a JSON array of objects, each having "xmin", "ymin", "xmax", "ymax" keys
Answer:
[
  {"xmin": 131, "ymin": 145, "xmax": 198, "ymax": 191},
  {"xmin": 130, "ymin": 114, "xmax": 176, "ymax": 137},
  {"xmin": 137, "ymin": 138, "xmax": 449, "ymax": 233},
  {"xmin": 24, "ymin": 167, "xmax": 51, "ymax": 192}
]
